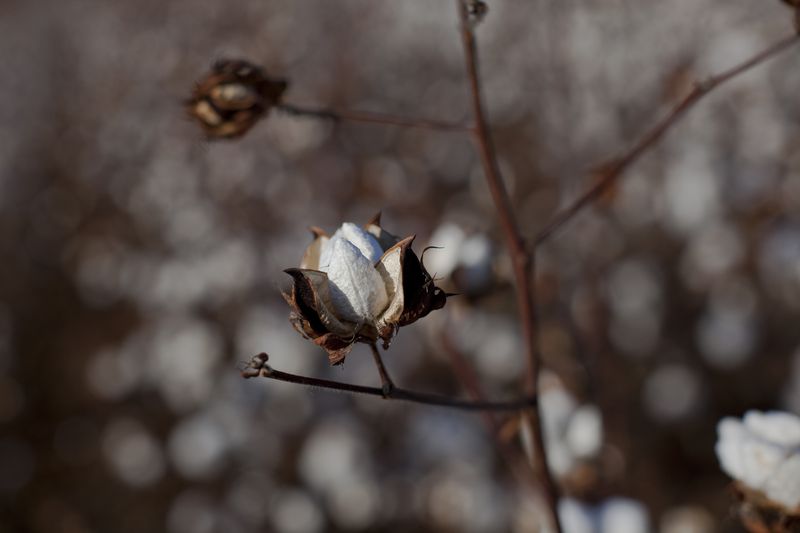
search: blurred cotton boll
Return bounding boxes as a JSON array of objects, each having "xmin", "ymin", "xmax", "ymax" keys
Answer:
[
  {"xmin": 423, "ymin": 462, "xmax": 510, "ymax": 533},
  {"xmin": 557, "ymin": 497, "xmax": 650, "ymax": 533},
  {"xmin": 696, "ymin": 302, "xmax": 757, "ymax": 369},
  {"xmin": 270, "ymin": 489, "xmax": 324, "ymax": 533},
  {"xmin": 168, "ymin": 411, "xmax": 231, "ymax": 480},
  {"xmin": 643, "ymin": 363, "xmax": 703, "ymax": 423},
  {"xmin": 101, "ymin": 417, "xmax": 165, "ymax": 488},
  {"xmin": 448, "ymin": 309, "xmax": 524, "ymax": 384},
  {"xmin": 144, "ymin": 315, "xmax": 224, "ymax": 412},
  {"xmin": 680, "ymin": 220, "xmax": 744, "ymax": 290},
  {"xmin": 298, "ymin": 416, "xmax": 373, "ymax": 494},
  {"xmin": 167, "ymin": 490, "xmax": 223, "ymax": 533},
  {"xmin": 606, "ymin": 258, "xmax": 663, "ymax": 357},
  {"xmin": 716, "ymin": 410, "xmax": 800, "ymax": 509},
  {"xmin": 528, "ymin": 375, "xmax": 604, "ymax": 478},
  {"xmin": 426, "ymin": 222, "xmax": 493, "ymax": 296}
]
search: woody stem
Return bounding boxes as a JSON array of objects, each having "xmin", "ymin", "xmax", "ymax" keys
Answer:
[
  {"xmin": 368, "ymin": 342, "xmax": 395, "ymax": 397},
  {"xmin": 455, "ymin": 1, "xmax": 563, "ymax": 531},
  {"xmin": 277, "ymin": 103, "xmax": 473, "ymax": 132},
  {"xmin": 242, "ymin": 353, "xmax": 537, "ymax": 411}
]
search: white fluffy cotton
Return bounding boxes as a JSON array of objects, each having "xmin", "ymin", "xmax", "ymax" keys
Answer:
[
  {"xmin": 715, "ymin": 410, "xmax": 800, "ymax": 509},
  {"xmin": 318, "ymin": 223, "xmax": 389, "ymax": 323}
]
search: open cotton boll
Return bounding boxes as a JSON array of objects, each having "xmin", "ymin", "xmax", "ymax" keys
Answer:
[
  {"xmin": 716, "ymin": 420, "xmax": 784, "ymax": 489},
  {"xmin": 716, "ymin": 410, "xmax": 800, "ymax": 510},
  {"xmin": 324, "ymin": 238, "xmax": 389, "ymax": 323},
  {"xmin": 285, "ymin": 216, "xmax": 448, "ymax": 364}
]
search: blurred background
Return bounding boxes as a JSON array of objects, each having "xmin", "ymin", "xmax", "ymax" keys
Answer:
[{"xmin": 1, "ymin": 0, "xmax": 799, "ymax": 531}]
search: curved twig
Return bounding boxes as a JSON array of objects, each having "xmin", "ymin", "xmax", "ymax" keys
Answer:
[
  {"xmin": 242, "ymin": 353, "xmax": 536, "ymax": 412},
  {"xmin": 454, "ymin": 1, "xmax": 563, "ymax": 531},
  {"xmin": 277, "ymin": 103, "xmax": 474, "ymax": 132},
  {"xmin": 533, "ymin": 33, "xmax": 800, "ymax": 248}
]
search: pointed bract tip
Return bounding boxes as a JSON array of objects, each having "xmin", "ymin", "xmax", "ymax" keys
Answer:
[
  {"xmin": 308, "ymin": 226, "xmax": 328, "ymax": 238},
  {"xmin": 366, "ymin": 211, "xmax": 382, "ymax": 227}
]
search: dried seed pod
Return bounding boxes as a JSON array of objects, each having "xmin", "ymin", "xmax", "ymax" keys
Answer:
[
  {"xmin": 283, "ymin": 215, "xmax": 448, "ymax": 365},
  {"xmin": 467, "ymin": 0, "xmax": 488, "ymax": 24},
  {"xmin": 187, "ymin": 59, "xmax": 287, "ymax": 139},
  {"xmin": 732, "ymin": 483, "xmax": 800, "ymax": 533}
]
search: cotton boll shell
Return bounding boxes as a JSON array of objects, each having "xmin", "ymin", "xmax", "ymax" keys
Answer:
[{"xmin": 186, "ymin": 59, "xmax": 287, "ymax": 139}]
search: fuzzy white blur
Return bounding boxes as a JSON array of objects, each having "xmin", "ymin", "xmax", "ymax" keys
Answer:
[{"xmin": 715, "ymin": 410, "xmax": 800, "ymax": 510}]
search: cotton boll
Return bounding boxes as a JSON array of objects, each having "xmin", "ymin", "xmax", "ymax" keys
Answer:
[
  {"xmin": 102, "ymin": 418, "xmax": 165, "ymax": 488},
  {"xmin": 298, "ymin": 417, "xmax": 373, "ymax": 494},
  {"xmin": 716, "ymin": 411, "xmax": 800, "ymax": 510},
  {"xmin": 643, "ymin": 364, "xmax": 702, "ymax": 423},
  {"xmin": 271, "ymin": 489, "xmax": 324, "ymax": 533},
  {"xmin": 556, "ymin": 497, "xmax": 650, "ymax": 533},
  {"xmin": 168, "ymin": 413, "xmax": 230, "ymax": 480},
  {"xmin": 598, "ymin": 498, "xmax": 649, "ymax": 533},
  {"xmin": 565, "ymin": 406, "xmax": 603, "ymax": 459},
  {"xmin": 558, "ymin": 499, "xmax": 594, "ymax": 533},
  {"xmin": 458, "ymin": 234, "xmax": 493, "ymax": 292},
  {"xmin": 426, "ymin": 223, "xmax": 466, "ymax": 278}
]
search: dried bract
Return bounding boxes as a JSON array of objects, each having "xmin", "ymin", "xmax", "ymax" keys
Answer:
[
  {"xmin": 187, "ymin": 59, "xmax": 287, "ymax": 139},
  {"xmin": 283, "ymin": 215, "xmax": 447, "ymax": 364}
]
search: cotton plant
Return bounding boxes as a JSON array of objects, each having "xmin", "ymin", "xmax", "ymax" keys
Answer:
[{"xmin": 715, "ymin": 410, "xmax": 800, "ymax": 531}]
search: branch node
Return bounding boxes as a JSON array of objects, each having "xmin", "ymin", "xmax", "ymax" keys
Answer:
[
  {"xmin": 241, "ymin": 352, "xmax": 272, "ymax": 379},
  {"xmin": 381, "ymin": 382, "xmax": 394, "ymax": 399}
]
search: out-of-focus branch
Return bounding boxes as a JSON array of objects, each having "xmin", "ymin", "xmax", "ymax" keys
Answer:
[
  {"xmin": 241, "ymin": 353, "xmax": 536, "ymax": 412},
  {"xmin": 277, "ymin": 103, "xmax": 474, "ymax": 132},
  {"xmin": 533, "ymin": 33, "xmax": 800, "ymax": 247},
  {"xmin": 441, "ymin": 332, "xmax": 538, "ymax": 491},
  {"xmin": 454, "ymin": 2, "xmax": 563, "ymax": 532}
]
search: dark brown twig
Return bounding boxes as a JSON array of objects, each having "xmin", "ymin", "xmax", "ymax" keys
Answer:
[
  {"xmin": 454, "ymin": 1, "xmax": 563, "ymax": 531},
  {"xmin": 277, "ymin": 103, "xmax": 473, "ymax": 132},
  {"xmin": 242, "ymin": 353, "xmax": 536, "ymax": 412},
  {"xmin": 533, "ymin": 33, "xmax": 800, "ymax": 248},
  {"xmin": 368, "ymin": 342, "xmax": 396, "ymax": 397}
]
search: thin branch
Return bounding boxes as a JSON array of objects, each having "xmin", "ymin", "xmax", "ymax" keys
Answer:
[
  {"xmin": 368, "ymin": 342, "xmax": 395, "ymax": 397},
  {"xmin": 454, "ymin": 2, "xmax": 563, "ymax": 532},
  {"xmin": 241, "ymin": 353, "xmax": 536, "ymax": 412},
  {"xmin": 276, "ymin": 102, "xmax": 474, "ymax": 132},
  {"xmin": 533, "ymin": 33, "xmax": 800, "ymax": 247}
]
